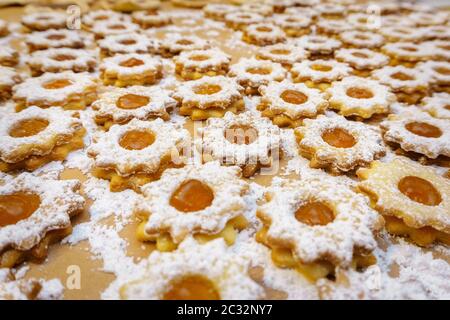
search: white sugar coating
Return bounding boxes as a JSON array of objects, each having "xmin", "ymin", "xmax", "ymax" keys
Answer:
[
  {"xmin": 294, "ymin": 35, "xmax": 342, "ymax": 54},
  {"xmin": 203, "ymin": 3, "xmax": 237, "ymax": 17},
  {"xmin": 82, "ymin": 9, "xmax": 130, "ymax": 27},
  {"xmin": 382, "ymin": 42, "xmax": 433, "ymax": 60},
  {"xmin": 327, "ymin": 76, "xmax": 395, "ymax": 116},
  {"xmin": 225, "ymin": 11, "xmax": 264, "ymax": 26},
  {"xmin": 27, "ymin": 48, "xmax": 97, "ymax": 72},
  {"xmin": 272, "ymin": 13, "xmax": 312, "ymax": 29},
  {"xmin": 418, "ymin": 60, "xmax": 450, "ymax": 85},
  {"xmin": 335, "ymin": 48, "xmax": 389, "ymax": 70},
  {"xmin": 317, "ymin": 19, "xmax": 352, "ymax": 34},
  {"xmin": 426, "ymin": 40, "xmax": 450, "ymax": 60},
  {"xmin": 358, "ymin": 157, "xmax": 450, "ymax": 232},
  {"xmin": 257, "ymin": 43, "xmax": 309, "ymax": 66},
  {"xmin": 241, "ymin": 3, "xmax": 273, "ymax": 16},
  {"xmin": 244, "ymin": 23, "xmax": 286, "ymax": 42},
  {"xmin": 25, "ymin": 29, "xmax": 87, "ymax": 49},
  {"xmin": 92, "ymin": 85, "xmax": 176, "ymax": 123},
  {"xmin": 13, "ymin": 71, "xmax": 96, "ymax": 104},
  {"xmin": 422, "ymin": 92, "xmax": 450, "ymax": 119},
  {"xmin": 0, "ymin": 173, "xmax": 84, "ymax": 251},
  {"xmin": 259, "ymin": 80, "xmax": 328, "ymax": 118},
  {"xmin": 0, "ymin": 66, "xmax": 20, "ymax": 86},
  {"xmin": 379, "ymin": 26, "xmax": 426, "ymax": 42},
  {"xmin": 347, "ymin": 13, "xmax": 374, "ymax": 31},
  {"xmin": 22, "ymin": 12, "xmax": 67, "ymax": 29},
  {"xmin": 285, "ymin": 6, "xmax": 318, "ymax": 18},
  {"xmin": 424, "ymin": 25, "xmax": 450, "ymax": 40},
  {"xmin": 380, "ymin": 108, "xmax": 450, "ymax": 158},
  {"xmin": 121, "ymin": 237, "xmax": 264, "ymax": 300},
  {"xmin": 372, "ymin": 65, "xmax": 429, "ymax": 92},
  {"xmin": 100, "ymin": 53, "xmax": 162, "ymax": 76},
  {"xmin": 132, "ymin": 10, "xmax": 172, "ymax": 25},
  {"xmin": 410, "ymin": 11, "xmax": 448, "ymax": 26},
  {"xmin": 198, "ymin": 111, "xmax": 281, "ymax": 166},
  {"xmin": 174, "ymin": 48, "xmax": 231, "ymax": 69},
  {"xmin": 258, "ymin": 175, "xmax": 382, "ymax": 266},
  {"xmin": 339, "ymin": 31, "xmax": 384, "ymax": 48},
  {"xmin": 229, "ymin": 57, "xmax": 286, "ymax": 88},
  {"xmin": 317, "ymin": 3, "xmax": 346, "ymax": 14},
  {"xmin": 381, "ymin": 15, "xmax": 415, "ymax": 27},
  {"xmin": 139, "ymin": 161, "xmax": 249, "ymax": 242},
  {"xmin": 0, "ymin": 46, "xmax": 17, "ymax": 60},
  {"xmin": 291, "ymin": 59, "xmax": 351, "ymax": 82},
  {"xmin": 160, "ymin": 33, "xmax": 210, "ymax": 54},
  {"xmin": 172, "ymin": 75, "xmax": 243, "ymax": 109},
  {"xmin": 98, "ymin": 33, "xmax": 156, "ymax": 54},
  {"xmin": 88, "ymin": 118, "xmax": 190, "ymax": 175},
  {"xmin": 0, "ymin": 106, "xmax": 82, "ymax": 162},
  {"xmin": 296, "ymin": 114, "xmax": 386, "ymax": 172},
  {"xmin": 92, "ymin": 20, "xmax": 139, "ymax": 38}
]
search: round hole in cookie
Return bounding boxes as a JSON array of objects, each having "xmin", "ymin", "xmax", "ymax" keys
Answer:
[
  {"xmin": 310, "ymin": 64, "xmax": 332, "ymax": 72},
  {"xmin": 295, "ymin": 201, "xmax": 335, "ymax": 226},
  {"xmin": 116, "ymin": 94, "xmax": 150, "ymax": 110},
  {"xmin": 280, "ymin": 90, "xmax": 308, "ymax": 105},
  {"xmin": 42, "ymin": 78, "xmax": 73, "ymax": 89},
  {"xmin": 405, "ymin": 122, "xmax": 442, "ymax": 138},
  {"xmin": 46, "ymin": 34, "xmax": 66, "ymax": 40},
  {"xmin": 256, "ymin": 26, "xmax": 272, "ymax": 32},
  {"xmin": 169, "ymin": 179, "xmax": 214, "ymax": 212},
  {"xmin": 346, "ymin": 87, "xmax": 374, "ymax": 99},
  {"xmin": 434, "ymin": 67, "xmax": 450, "ymax": 75},
  {"xmin": 351, "ymin": 52, "xmax": 369, "ymax": 59},
  {"xmin": 270, "ymin": 49, "xmax": 290, "ymax": 55},
  {"xmin": 52, "ymin": 54, "xmax": 76, "ymax": 61},
  {"xmin": 193, "ymin": 84, "xmax": 222, "ymax": 95},
  {"xmin": 176, "ymin": 39, "xmax": 193, "ymax": 46},
  {"xmin": 401, "ymin": 46, "xmax": 418, "ymax": 52},
  {"xmin": 224, "ymin": 124, "xmax": 258, "ymax": 145},
  {"xmin": 398, "ymin": 176, "xmax": 441, "ymax": 206},
  {"xmin": 9, "ymin": 118, "xmax": 50, "ymax": 138},
  {"xmin": 390, "ymin": 72, "xmax": 414, "ymax": 81},
  {"xmin": 119, "ymin": 39, "xmax": 137, "ymax": 45},
  {"xmin": 109, "ymin": 24, "xmax": 126, "ymax": 30},
  {"xmin": 119, "ymin": 130, "xmax": 155, "ymax": 150},
  {"xmin": 246, "ymin": 67, "xmax": 271, "ymax": 75},
  {"xmin": 119, "ymin": 57, "xmax": 144, "ymax": 67},
  {"xmin": 189, "ymin": 54, "xmax": 210, "ymax": 61},
  {"xmin": 163, "ymin": 275, "xmax": 220, "ymax": 300},
  {"xmin": 321, "ymin": 127, "xmax": 356, "ymax": 148},
  {"xmin": 94, "ymin": 15, "xmax": 108, "ymax": 21},
  {"xmin": 0, "ymin": 192, "xmax": 41, "ymax": 227}
]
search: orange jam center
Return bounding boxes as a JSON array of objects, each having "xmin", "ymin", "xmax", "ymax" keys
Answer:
[
  {"xmin": 352, "ymin": 52, "xmax": 369, "ymax": 58},
  {"xmin": 224, "ymin": 124, "xmax": 258, "ymax": 145},
  {"xmin": 119, "ymin": 39, "xmax": 137, "ymax": 45},
  {"xmin": 176, "ymin": 39, "xmax": 193, "ymax": 45},
  {"xmin": 355, "ymin": 34, "xmax": 369, "ymax": 40},
  {"xmin": 0, "ymin": 192, "xmax": 41, "ymax": 227},
  {"xmin": 321, "ymin": 128, "xmax": 356, "ymax": 148},
  {"xmin": 193, "ymin": 84, "xmax": 222, "ymax": 95},
  {"xmin": 445, "ymin": 105, "xmax": 450, "ymax": 111},
  {"xmin": 116, "ymin": 94, "xmax": 150, "ymax": 110},
  {"xmin": 170, "ymin": 179, "xmax": 214, "ymax": 212},
  {"xmin": 119, "ymin": 130, "xmax": 155, "ymax": 150},
  {"xmin": 246, "ymin": 67, "xmax": 271, "ymax": 75},
  {"xmin": 163, "ymin": 275, "xmax": 220, "ymax": 300},
  {"xmin": 190, "ymin": 54, "xmax": 209, "ymax": 61},
  {"xmin": 295, "ymin": 201, "xmax": 335, "ymax": 226},
  {"xmin": 42, "ymin": 79, "xmax": 72, "ymax": 90},
  {"xmin": 391, "ymin": 72, "xmax": 414, "ymax": 81},
  {"xmin": 401, "ymin": 46, "xmax": 417, "ymax": 52},
  {"xmin": 280, "ymin": 90, "xmax": 308, "ymax": 104},
  {"xmin": 270, "ymin": 49, "xmax": 290, "ymax": 55},
  {"xmin": 435, "ymin": 67, "xmax": 450, "ymax": 75},
  {"xmin": 405, "ymin": 122, "xmax": 442, "ymax": 138},
  {"xmin": 310, "ymin": 64, "xmax": 332, "ymax": 72},
  {"xmin": 9, "ymin": 118, "xmax": 49, "ymax": 138},
  {"xmin": 94, "ymin": 15, "xmax": 108, "ymax": 20},
  {"xmin": 398, "ymin": 176, "xmax": 442, "ymax": 206},
  {"xmin": 119, "ymin": 57, "xmax": 144, "ymax": 67},
  {"xmin": 110, "ymin": 24, "xmax": 126, "ymax": 30},
  {"xmin": 256, "ymin": 26, "xmax": 272, "ymax": 32},
  {"xmin": 52, "ymin": 54, "xmax": 75, "ymax": 61},
  {"xmin": 47, "ymin": 34, "xmax": 65, "ymax": 40},
  {"xmin": 346, "ymin": 87, "xmax": 374, "ymax": 99}
]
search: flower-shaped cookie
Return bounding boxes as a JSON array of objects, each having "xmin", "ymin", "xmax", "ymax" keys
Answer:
[
  {"xmin": 242, "ymin": 23, "xmax": 286, "ymax": 46},
  {"xmin": 82, "ymin": 9, "xmax": 129, "ymax": 29},
  {"xmin": 174, "ymin": 48, "xmax": 231, "ymax": 80},
  {"xmin": 158, "ymin": 34, "xmax": 210, "ymax": 58},
  {"xmin": 379, "ymin": 26, "xmax": 426, "ymax": 43},
  {"xmin": 317, "ymin": 19, "xmax": 351, "ymax": 36},
  {"xmin": 98, "ymin": 33, "xmax": 157, "ymax": 58},
  {"xmin": 203, "ymin": 3, "xmax": 237, "ymax": 21},
  {"xmin": 335, "ymin": 48, "xmax": 389, "ymax": 77},
  {"xmin": 0, "ymin": 46, "xmax": 19, "ymax": 67},
  {"xmin": 91, "ymin": 20, "xmax": 139, "ymax": 39},
  {"xmin": 419, "ymin": 61, "xmax": 450, "ymax": 93},
  {"xmin": 22, "ymin": 12, "xmax": 67, "ymax": 31},
  {"xmin": 0, "ymin": 66, "xmax": 21, "ymax": 102},
  {"xmin": 295, "ymin": 115, "xmax": 386, "ymax": 173},
  {"xmin": 0, "ymin": 173, "xmax": 84, "ymax": 267},
  {"xmin": 272, "ymin": 14, "xmax": 312, "ymax": 37},
  {"xmin": 339, "ymin": 31, "xmax": 385, "ymax": 49},
  {"xmin": 295, "ymin": 35, "xmax": 342, "ymax": 59},
  {"xmin": 422, "ymin": 93, "xmax": 450, "ymax": 120},
  {"xmin": 256, "ymin": 43, "xmax": 309, "ymax": 68},
  {"xmin": 224, "ymin": 11, "xmax": 263, "ymax": 30},
  {"xmin": 132, "ymin": 10, "xmax": 172, "ymax": 28},
  {"xmin": 382, "ymin": 42, "xmax": 433, "ymax": 67},
  {"xmin": 25, "ymin": 29, "xmax": 86, "ymax": 52}
]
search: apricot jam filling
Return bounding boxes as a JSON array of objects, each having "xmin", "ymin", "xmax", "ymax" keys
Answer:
[
  {"xmin": 398, "ymin": 176, "xmax": 442, "ymax": 206},
  {"xmin": 176, "ymin": 39, "xmax": 193, "ymax": 45},
  {"xmin": 280, "ymin": 90, "xmax": 308, "ymax": 104},
  {"xmin": 9, "ymin": 118, "xmax": 49, "ymax": 137},
  {"xmin": 391, "ymin": 72, "xmax": 414, "ymax": 81},
  {"xmin": 346, "ymin": 87, "xmax": 374, "ymax": 99},
  {"xmin": 310, "ymin": 64, "xmax": 332, "ymax": 72},
  {"xmin": 119, "ymin": 39, "xmax": 137, "ymax": 45},
  {"xmin": 119, "ymin": 130, "xmax": 155, "ymax": 150},
  {"xmin": 0, "ymin": 192, "xmax": 41, "ymax": 227},
  {"xmin": 163, "ymin": 275, "xmax": 220, "ymax": 300},
  {"xmin": 224, "ymin": 124, "xmax": 258, "ymax": 145},
  {"xmin": 46, "ymin": 34, "xmax": 65, "ymax": 40},
  {"xmin": 256, "ymin": 26, "xmax": 272, "ymax": 32},
  {"xmin": 116, "ymin": 94, "xmax": 150, "ymax": 110},
  {"xmin": 246, "ymin": 67, "xmax": 271, "ymax": 75},
  {"xmin": 190, "ymin": 54, "xmax": 209, "ymax": 61},
  {"xmin": 110, "ymin": 24, "xmax": 126, "ymax": 30},
  {"xmin": 52, "ymin": 54, "xmax": 75, "ymax": 61},
  {"xmin": 270, "ymin": 49, "xmax": 290, "ymax": 55},
  {"xmin": 295, "ymin": 201, "xmax": 335, "ymax": 226},
  {"xmin": 351, "ymin": 52, "xmax": 369, "ymax": 59},
  {"xmin": 321, "ymin": 128, "xmax": 357, "ymax": 148},
  {"xmin": 434, "ymin": 67, "xmax": 450, "ymax": 75},
  {"xmin": 119, "ymin": 58, "xmax": 144, "ymax": 67},
  {"xmin": 169, "ymin": 179, "xmax": 214, "ymax": 212},
  {"xmin": 42, "ymin": 79, "xmax": 72, "ymax": 90},
  {"xmin": 405, "ymin": 122, "xmax": 442, "ymax": 138},
  {"xmin": 193, "ymin": 84, "xmax": 222, "ymax": 95}
]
